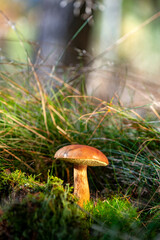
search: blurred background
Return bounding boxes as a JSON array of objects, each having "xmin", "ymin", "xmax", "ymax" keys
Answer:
[{"xmin": 0, "ymin": 0, "xmax": 160, "ymax": 114}]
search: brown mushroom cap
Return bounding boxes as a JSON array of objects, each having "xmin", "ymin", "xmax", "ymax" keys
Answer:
[{"xmin": 54, "ymin": 144, "xmax": 109, "ymax": 166}]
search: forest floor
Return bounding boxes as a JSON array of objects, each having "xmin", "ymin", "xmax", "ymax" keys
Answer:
[{"xmin": 0, "ymin": 61, "xmax": 160, "ymax": 239}]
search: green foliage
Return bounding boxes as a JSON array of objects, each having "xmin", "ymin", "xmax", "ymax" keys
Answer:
[
  {"xmin": 141, "ymin": 208, "xmax": 160, "ymax": 240},
  {"xmin": 0, "ymin": 169, "xmax": 160, "ymax": 240},
  {"xmin": 0, "ymin": 169, "xmax": 74, "ymax": 204},
  {"xmin": 0, "ymin": 169, "xmax": 41, "ymax": 188},
  {"xmin": 0, "ymin": 189, "xmax": 87, "ymax": 240},
  {"xmin": 0, "ymin": 169, "xmax": 41, "ymax": 201},
  {"xmin": 85, "ymin": 197, "xmax": 139, "ymax": 235},
  {"xmin": 0, "ymin": 170, "xmax": 87, "ymax": 240},
  {"xmin": 84, "ymin": 199, "xmax": 160, "ymax": 240}
]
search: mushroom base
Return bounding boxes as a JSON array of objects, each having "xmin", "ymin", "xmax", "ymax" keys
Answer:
[{"xmin": 74, "ymin": 164, "xmax": 90, "ymax": 207}]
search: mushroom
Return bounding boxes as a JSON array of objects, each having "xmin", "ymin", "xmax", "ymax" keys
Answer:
[{"xmin": 54, "ymin": 144, "xmax": 109, "ymax": 207}]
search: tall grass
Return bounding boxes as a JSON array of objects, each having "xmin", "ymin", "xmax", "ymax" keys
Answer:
[{"xmin": 0, "ymin": 58, "xmax": 160, "ymax": 208}]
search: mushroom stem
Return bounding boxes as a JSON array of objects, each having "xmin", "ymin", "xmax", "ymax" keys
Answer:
[{"xmin": 74, "ymin": 164, "xmax": 90, "ymax": 207}]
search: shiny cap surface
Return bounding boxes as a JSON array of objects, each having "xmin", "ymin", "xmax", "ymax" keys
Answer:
[{"xmin": 54, "ymin": 144, "xmax": 109, "ymax": 166}]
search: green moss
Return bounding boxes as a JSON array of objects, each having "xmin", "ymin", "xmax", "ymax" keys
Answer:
[
  {"xmin": 0, "ymin": 169, "xmax": 74, "ymax": 203},
  {"xmin": 0, "ymin": 170, "xmax": 88, "ymax": 240},
  {"xmin": 0, "ymin": 193, "xmax": 88, "ymax": 240},
  {"xmin": 0, "ymin": 169, "xmax": 159, "ymax": 240},
  {"xmin": 84, "ymin": 197, "xmax": 140, "ymax": 235}
]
